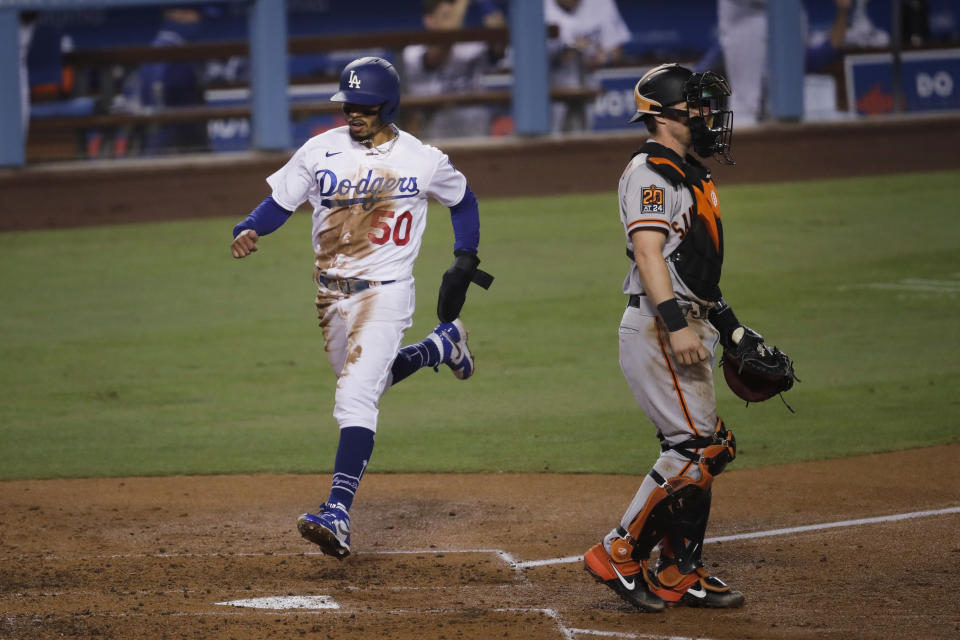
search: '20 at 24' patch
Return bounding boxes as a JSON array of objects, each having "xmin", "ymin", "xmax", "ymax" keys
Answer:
[{"xmin": 641, "ymin": 185, "xmax": 665, "ymax": 213}]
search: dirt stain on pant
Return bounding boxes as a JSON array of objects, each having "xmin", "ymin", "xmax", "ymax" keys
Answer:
[
  {"xmin": 315, "ymin": 282, "xmax": 339, "ymax": 353},
  {"xmin": 339, "ymin": 289, "xmax": 376, "ymax": 379}
]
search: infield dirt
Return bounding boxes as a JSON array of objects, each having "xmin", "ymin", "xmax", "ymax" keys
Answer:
[{"xmin": 1, "ymin": 444, "xmax": 958, "ymax": 640}]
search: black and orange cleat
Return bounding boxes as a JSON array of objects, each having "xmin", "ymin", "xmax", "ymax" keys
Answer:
[
  {"xmin": 648, "ymin": 564, "xmax": 745, "ymax": 609},
  {"xmin": 583, "ymin": 543, "xmax": 665, "ymax": 613}
]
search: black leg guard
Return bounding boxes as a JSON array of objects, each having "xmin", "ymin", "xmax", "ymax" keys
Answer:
[
  {"xmin": 610, "ymin": 424, "xmax": 735, "ymax": 574},
  {"xmin": 656, "ymin": 485, "xmax": 712, "ymax": 575}
]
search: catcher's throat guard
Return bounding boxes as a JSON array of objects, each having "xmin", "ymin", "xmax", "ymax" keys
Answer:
[
  {"xmin": 608, "ymin": 424, "xmax": 736, "ymax": 571},
  {"xmin": 685, "ymin": 71, "xmax": 734, "ymax": 165}
]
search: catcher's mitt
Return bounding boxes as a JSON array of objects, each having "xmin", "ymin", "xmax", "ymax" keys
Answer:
[{"xmin": 721, "ymin": 326, "xmax": 798, "ymax": 407}]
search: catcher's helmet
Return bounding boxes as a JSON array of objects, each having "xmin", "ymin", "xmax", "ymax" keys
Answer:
[
  {"xmin": 330, "ymin": 57, "xmax": 400, "ymax": 124},
  {"xmin": 628, "ymin": 63, "xmax": 694, "ymax": 123},
  {"xmin": 629, "ymin": 63, "xmax": 735, "ymax": 164}
]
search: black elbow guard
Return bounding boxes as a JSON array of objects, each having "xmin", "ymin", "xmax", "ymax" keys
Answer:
[{"xmin": 437, "ymin": 251, "xmax": 494, "ymax": 323}]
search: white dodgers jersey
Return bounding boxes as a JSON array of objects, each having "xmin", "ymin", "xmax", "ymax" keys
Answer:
[{"xmin": 267, "ymin": 127, "xmax": 467, "ymax": 281}]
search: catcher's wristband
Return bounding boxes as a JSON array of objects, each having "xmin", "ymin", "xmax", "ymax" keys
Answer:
[{"xmin": 656, "ymin": 298, "xmax": 688, "ymax": 332}]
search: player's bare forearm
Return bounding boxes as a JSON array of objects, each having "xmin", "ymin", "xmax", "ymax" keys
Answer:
[
  {"xmin": 231, "ymin": 229, "xmax": 260, "ymax": 259},
  {"xmin": 630, "ymin": 231, "xmax": 673, "ymax": 305}
]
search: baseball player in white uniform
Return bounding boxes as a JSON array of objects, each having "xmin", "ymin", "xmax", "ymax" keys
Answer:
[
  {"xmin": 582, "ymin": 64, "xmax": 747, "ymax": 612},
  {"xmin": 230, "ymin": 57, "xmax": 492, "ymax": 560}
]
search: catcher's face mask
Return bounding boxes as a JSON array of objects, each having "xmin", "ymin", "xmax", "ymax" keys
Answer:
[{"xmin": 684, "ymin": 72, "xmax": 734, "ymax": 165}]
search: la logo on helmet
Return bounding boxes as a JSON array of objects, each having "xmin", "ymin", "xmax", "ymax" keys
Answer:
[{"xmin": 348, "ymin": 70, "xmax": 361, "ymax": 89}]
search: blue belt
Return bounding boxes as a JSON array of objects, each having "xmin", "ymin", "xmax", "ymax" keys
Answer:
[{"xmin": 316, "ymin": 274, "xmax": 395, "ymax": 294}]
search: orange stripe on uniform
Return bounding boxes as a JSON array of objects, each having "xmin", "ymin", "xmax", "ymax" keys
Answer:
[
  {"xmin": 654, "ymin": 320, "xmax": 702, "ymax": 438},
  {"xmin": 648, "ymin": 157, "xmax": 686, "ymax": 179},
  {"xmin": 628, "ymin": 218, "xmax": 669, "ymax": 229}
]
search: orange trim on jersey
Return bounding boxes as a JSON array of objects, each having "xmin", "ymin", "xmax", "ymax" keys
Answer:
[
  {"xmin": 628, "ymin": 218, "xmax": 670, "ymax": 229},
  {"xmin": 648, "ymin": 157, "xmax": 686, "ymax": 179},
  {"xmin": 691, "ymin": 181, "xmax": 722, "ymax": 251},
  {"xmin": 654, "ymin": 320, "xmax": 702, "ymax": 437}
]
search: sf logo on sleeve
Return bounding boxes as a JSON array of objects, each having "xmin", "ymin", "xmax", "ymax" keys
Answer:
[{"xmin": 641, "ymin": 185, "xmax": 664, "ymax": 213}]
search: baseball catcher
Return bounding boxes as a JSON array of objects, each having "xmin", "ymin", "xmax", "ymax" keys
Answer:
[{"xmin": 583, "ymin": 63, "xmax": 796, "ymax": 613}]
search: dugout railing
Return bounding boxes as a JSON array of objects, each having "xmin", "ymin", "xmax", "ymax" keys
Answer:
[{"xmin": 25, "ymin": 24, "xmax": 609, "ymax": 161}]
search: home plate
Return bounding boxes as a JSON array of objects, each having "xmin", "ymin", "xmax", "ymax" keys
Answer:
[{"xmin": 215, "ymin": 595, "xmax": 340, "ymax": 610}]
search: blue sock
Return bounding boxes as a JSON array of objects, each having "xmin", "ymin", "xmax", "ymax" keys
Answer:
[
  {"xmin": 389, "ymin": 334, "xmax": 445, "ymax": 385},
  {"xmin": 327, "ymin": 426, "xmax": 375, "ymax": 511}
]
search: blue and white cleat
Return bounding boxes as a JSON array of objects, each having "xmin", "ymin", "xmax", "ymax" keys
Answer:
[
  {"xmin": 297, "ymin": 502, "xmax": 351, "ymax": 559},
  {"xmin": 432, "ymin": 318, "xmax": 474, "ymax": 380}
]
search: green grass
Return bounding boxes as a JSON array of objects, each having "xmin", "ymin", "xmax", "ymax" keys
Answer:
[{"xmin": 1, "ymin": 170, "xmax": 959, "ymax": 479}]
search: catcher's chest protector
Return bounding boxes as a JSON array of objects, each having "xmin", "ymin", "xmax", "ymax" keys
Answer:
[{"xmin": 644, "ymin": 148, "xmax": 724, "ymax": 302}]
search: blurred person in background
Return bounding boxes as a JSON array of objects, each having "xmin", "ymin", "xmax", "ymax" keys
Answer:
[
  {"xmin": 19, "ymin": 12, "xmax": 37, "ymax": 139},
  {"xmin": 716, "ymin": 0, "xmax": 890, "ymax": 126},
  {"xmin": 136, "ymin": 5, "xmax": 214, "ymax": 154},
  {"xmin": 544, "ymin": 0, "xmax": 631, "ymax": 132},
  {"xmin": 845, "ymin": 0, "xmax": 891, "ymax": 47},
  {"xmin": 716, "ymin": 0, "xmax": 767, "ymax": 127},
  {"xmin": 806, "ymin": 0, "xmax": 855, "ymax": 73},
  {"xmin": 402, "ymin": 0, "xmax": 506, "ymax": 140}
]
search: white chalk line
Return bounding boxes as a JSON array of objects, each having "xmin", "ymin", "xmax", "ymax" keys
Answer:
[
  {"xmin": 25, "ymin": 506, "xmax": 960, "ymax": 569},
  {"xmin": 568, "ymin": 630, "xmax": 714, "ymax": 640},
  {"xmin": 569, "ymin": 631, "xmax": 714, "ymax": 640},
  {"xmin": 498, "ymin": 607, "xmax": 714, "ymax": 640},
  {"xmin": 839, "ymin": 278, "xmax": 960, "ymax": 294},
  {"xmin": 497, "ymin": 608, "xmax": 576, "ymax": 640},
  {"xmin": 31, "ymin": 547, "xmax": 514, "ymax": 562},
  {"xmin": 4, "ymin": 607, "xmax": 525, "ymax": 619},
  {"xmin": 513, "ymin": 506, "xmax": 960, "ymax": 569},
  {"xmin": 345, "ymin": 583, "xmax": 526, "ymax": 592},
  {"xmin": 705, "ymin": 506, "xmax": 960, "ymax": 543}
]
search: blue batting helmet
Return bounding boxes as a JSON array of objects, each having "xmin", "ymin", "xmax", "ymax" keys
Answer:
[{"xmin": 330, "ymin": 57, "xmax": 401, "ymax": 124}]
